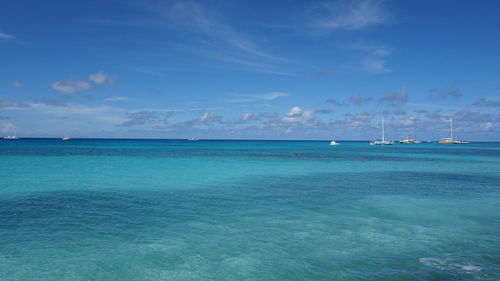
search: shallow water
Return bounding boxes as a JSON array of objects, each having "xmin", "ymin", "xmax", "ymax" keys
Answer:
[{"xmin": 1, "ymin": 139, "xmax": 499, "ymax": 280}]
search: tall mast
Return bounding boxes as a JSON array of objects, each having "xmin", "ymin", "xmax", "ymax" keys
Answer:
[
  {"xmin": 450, "ymin": 117, "xmax": 453, "ymax": 140},
  {"xmin": 382, "ymin": 117, "xmax": 385, "ymax": 142}
]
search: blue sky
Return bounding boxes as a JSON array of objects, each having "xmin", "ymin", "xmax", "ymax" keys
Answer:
[{"xmin": 1, "ymin": 0, "xmax": 500, "ymax": 140}]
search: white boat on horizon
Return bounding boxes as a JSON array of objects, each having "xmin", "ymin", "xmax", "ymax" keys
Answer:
[
  {"xmin": 62, "ymin": 130, "xmax": 71, "ymax": 141},
  {"xmin": 329, "ymin": 140, "xmax": 340, "ymax": 146},
  {"xmin": 370, "ymin": 117, "xmax": 393, "ymax": 145},
  {"xmin": 3, "ymin": 135, "xmax": 20, "ymax": 140},
  {"xmin": 438, "ymin": 117, "xmax": 469, "ymax": 144},
  {"xmin": 399, "ymin": 136, "xmax": 421, "ymax": 144}
]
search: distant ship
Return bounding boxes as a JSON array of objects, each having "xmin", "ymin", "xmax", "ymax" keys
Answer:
[
  {"xmin": 62, "ymin": 130, "xmax": 71, "ymax": 141},
  {"xmin": 399, "ymin": 136, "xmax": 421, "ymax": 144},
  {"xmin": 3, "ymin": 135, "xmax": 20, "ymax": 140},
  {"xmin": 329, "ymin": 140, "xmax": 340, "ymax": 146},
  {"xmin": 438, "ymin": 117, "xmax": 469, "ymax": 144},
  {"xmin": 370, "ymin": 117, "xmax": 394, "ymax": 145},
  {"xmin": 188, "ymin": 138, "xmax": 200, "ymax": 141}
]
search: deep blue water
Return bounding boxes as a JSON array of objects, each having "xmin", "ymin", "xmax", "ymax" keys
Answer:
[{"xmin": 1, "ymin": 139, "xmax": 499, "ymax": 280}]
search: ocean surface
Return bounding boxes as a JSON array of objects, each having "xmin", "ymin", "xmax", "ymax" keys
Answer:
[{"xmin": 1, "ymin": 139, "xmax": 499, "ymax": 280}]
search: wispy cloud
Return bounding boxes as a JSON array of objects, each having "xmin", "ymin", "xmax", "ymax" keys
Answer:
[
  {"xmin": 350, "ymin": 94, "xmax": 372, "ymax": 105},
  {"xmin": 473, "ymin": 97, "xmax": 500, "ymax": 107},
  {"xmin": 312, "ymin": 0, "xmax": 389, "ymax": 31},
  {"xmin": 239, "ymin": 112, "xmax": 277, "ymax": 123},
  {"xmin": 51, "ymin": 71, "xmax": 115, "ymax": 94},
  {"xmin": 12, "ymin": 81, "xmax": 23, "ymax": 88},
  {"xmin": 304, "ymin": 70, "xmax": 335, "ymax": 77},
  {"xmin": 379, "ymin": 86, "xmax": 408, "ymax": 106},
  {"xmin": 198, "ymin": 111, "xmax": 223, "ymax": 124},
  {"xmin": 227, "ymin": 92, "xmax": 289, "ymax": 103},
  {"xmin": 0, "ymin": 100, "xmax": 31, "ymax": 109},
  {"xmin": 344, "ymin": 43, "xmax": 391, "ymax": 74},
  {"xmin": 116, "ymin": 111, "xmax": 161, "ymax": 127},
  {"xmin": 326, "ymin": 98, "xmax": 343, "ymax": 106},
  {"xmin": 98, "ymin": 1, "xmax": 293, "ymax": 75},
  {"xmin": 51, "ymin": 80, "xmax": 92, "ymax": 94},
  {"xmin": 0, "ymin": 32, "xmax": 15, "ymax": 40},
  {"xmin": 429, "ymin": 88, "xmax": 462, "ymax": 101},
  {"xmin": 88, "ymin": 71, "xmax": 115, "ymax": 85},
  {"xmin": 164, "ymin": 1, "xmax": 286, "ymax": 62},
  {"xmin": 104, "ymin": 96, "xmax": 131, "ymax": 102},
  {"xmin": 1, "ymin": 122, "xmax": 15, "ymax": 133}
]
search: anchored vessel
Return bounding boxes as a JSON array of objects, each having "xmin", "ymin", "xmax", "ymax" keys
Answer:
[
  {"xmin": 370, "ymin": 117, "xmax": 394, "ymax": 145},
  {"xmin": 438, "ymin": 117, "xmax": 469, "ymax": 144},
  {"xmin": 399, "ymin": 136, "xmax": 421, "ymax": 144},
  {"xmin": 62, "ymin": 130, "xmax": 71, "ymax": 141}
]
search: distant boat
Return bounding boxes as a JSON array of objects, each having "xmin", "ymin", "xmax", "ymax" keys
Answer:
[
  {"xmin": 3, "ymin": 135, "xmax": 20, "ymax": 140},
  {"xmin": 399, "ymin": 136, "xmax": 421, "ymax": 144},
  {"xmin": 188, "ymin": 138, "xmax": 200, "ymax": 141},
  {"xmin": 329, "ymin": 140, "xmax": 340, "ymax": 146},
  {"xmin": 62, "ymin": 130, "xmax": 71, "ymax": 141},
  {"xmin": 438, "ymin": 117, "xmax": 469, "ymax": 144},
  {"xmin": 370, "ymin": 117, "xmax": 393, "ymax": 145}
]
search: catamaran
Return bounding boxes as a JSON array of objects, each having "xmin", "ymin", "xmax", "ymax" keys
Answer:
[
  {"xmin": 438, "ymin": 117, "xmax": 469, "ymax": 144},
  {"xmin": 370, "ymin": 117, "xmax": 394, "ymax": 145}
]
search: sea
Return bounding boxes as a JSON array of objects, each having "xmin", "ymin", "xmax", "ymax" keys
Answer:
[{"xmin": 0, "ymin": 139, "xmax": 499, "ymax": 280}]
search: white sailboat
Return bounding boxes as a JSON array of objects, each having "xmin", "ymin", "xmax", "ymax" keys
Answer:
[
  {"xmin": 62, "ymin": 130, "xmax": 71, "ymax": 141},
  {"xmin": 439, "ymin": 117, "xmax": 469, "ymax": 144},
  {"xmin": 370, "ymin": 117, "xmax": 393, "ymax": 145},
  {"xmin": 3, "ymin": 130, "xmax": 20, "ymax": 140}
]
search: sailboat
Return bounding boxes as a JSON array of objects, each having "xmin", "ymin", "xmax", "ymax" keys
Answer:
[
  {"xmin": 370, "ymin": 117, "xmax": 394, "ymax": 145},
  {"xmin": 3, "ymin": 130, "xmax": 20, "ymax": 140},
  {"xmin": 62, "ymin": 130, "xmax": 71, "ymax": 141},
  {"xmin": 439, "ymin": 117, "xmax": 469, "ymax": 144}
]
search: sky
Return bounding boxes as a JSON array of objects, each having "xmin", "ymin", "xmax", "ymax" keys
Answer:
[{"xmin": 1, "ymin": 0, "xmax": 500, "ymax": 140}]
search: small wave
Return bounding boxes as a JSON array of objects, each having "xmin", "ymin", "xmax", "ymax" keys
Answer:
[{"xmin": 419, "ymin": 258, "xmax": 482, "ymax": 273}]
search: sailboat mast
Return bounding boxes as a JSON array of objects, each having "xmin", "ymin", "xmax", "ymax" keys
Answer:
[
  {"xmin": 450, "ymin": 117, "xmax": 453, "ymax": 140},
  {"xmin": 382, "ymin": 117, "xmax": 385, "ymax": 142}
]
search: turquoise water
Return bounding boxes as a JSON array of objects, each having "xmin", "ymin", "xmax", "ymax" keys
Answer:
[{"xmin": 1, "ymin": 139, "xmax": 499, "ymax": 280}]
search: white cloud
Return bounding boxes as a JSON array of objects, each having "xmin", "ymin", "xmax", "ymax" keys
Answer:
[
  {"xmin": 88, "ymin": 71, "xmax": 115, "ymax": 85},
  {"xmin": 51, "ymin": 71, "xmax": 115, "ymax": 94},
  {"xmin": 282, "ymin": 106, "xmax": 316, "ymax": 124},
  {"xmin": 1, "ymin": 122, "xmax": 15, "ymax": 133},
  {"xmin": 12, "ymin": 81, "xmax": 23, "ymax": 88},
  {"xmin": 51, "ymin": 80, "xmax": 92, "ymax": 94},
  {"xmin": 199, "ymin": 112, "xmax": 222, "ymax": 123},
  {"xmin": 314, "ymin": 0, "xmax": 388, "ymax": 31}
]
